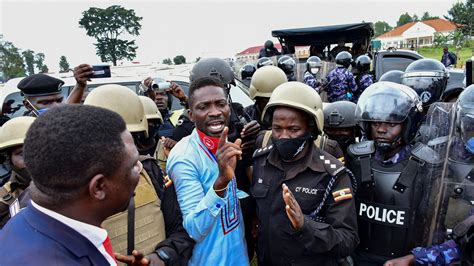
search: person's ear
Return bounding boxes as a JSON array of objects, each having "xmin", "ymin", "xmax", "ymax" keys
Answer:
[
  {"xmin": 88, "ymin": 174, "xmax": 107, "ymax": 201},
  {"xmin": 188, "ymin": 109, "xmax": 195, "ymax": 123}
]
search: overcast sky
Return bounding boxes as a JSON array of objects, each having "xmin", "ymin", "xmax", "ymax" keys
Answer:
[{"xmin": 0, "ymin": 0, "xmax": 458, "ymax": 72}]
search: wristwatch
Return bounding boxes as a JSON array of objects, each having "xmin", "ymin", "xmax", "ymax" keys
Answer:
[{"xmin": 156, "ymin": 248, "xmax": 170, "ymax": 265}]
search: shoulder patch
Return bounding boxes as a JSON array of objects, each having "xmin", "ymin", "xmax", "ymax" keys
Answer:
[
  {"xmin": 176, "ymin": 119, "xmax": 184, "ymax": 126},
  {"xmin": 163, "ymin": 175, "xmax": 173, "ymax": 188},
  {"xmin": 332, "ymin": 188, "xmax": 353, "ymax": 202},
  {"xmin": 252, "ymin": 144, "xmax": 274, "ymax": 159},
  {"xmin": 348, "ymin": 140, "xmax": 375, "ymax": 156}
]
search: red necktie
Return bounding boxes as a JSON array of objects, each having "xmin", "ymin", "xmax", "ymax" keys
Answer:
[{"xmin": 103, "ymin": 236, "xmax": 117, "ymax": 264}]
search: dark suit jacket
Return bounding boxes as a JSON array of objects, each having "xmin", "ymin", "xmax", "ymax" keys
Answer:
[{"xmin": 0, "ymin": 203, "xmax": 109, "ymax": 265}]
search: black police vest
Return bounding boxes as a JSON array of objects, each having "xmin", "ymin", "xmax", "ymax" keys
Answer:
[{"xmin": 348, "ymin": 141, "xmax": 439, "ymax": 258}]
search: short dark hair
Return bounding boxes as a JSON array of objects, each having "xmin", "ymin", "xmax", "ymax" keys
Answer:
[
  {"xmin": 24, "ymin": 104, "xmax": 127, "ymax": 203},
  {"xmin": 188, "ymin": 76, "xmax": 227, "ymax": 107}
]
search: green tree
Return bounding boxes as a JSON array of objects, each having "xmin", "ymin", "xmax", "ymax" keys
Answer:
[
  {"xmin": 433, "ymin": 32, "xmax": 449, "ymax": 47},
  {"xmin": 0, "ymin": 38, "xmax": 26, "ymax": 80},
  {"xmin": 421, "ymin": 12, "xmax": 439, "ymax": 21},
  {"xmin": 35, "ymin": 53, "xmax": 45, "ymax": 73},
  {"xmin": 374, "ymin": 21, "xmax": 392, "ymax": 37},
  {"xmin": 412, "ymin": 14, "xmax": 419, "ymax": 22},
  {"xmin": 79, "ymin": 5, "xmax": 143, "ymax": 66},
  {"xmin": 397, "ymin": 13, "xmax": 414, "ymax": 27},
  {"xmin": 162, "ymin": 58, "xmax": 172, "ymax": 65},
  {"xmin": 22, "ymin": 49, "xmax": 35, "ymax": 75},
  {"xmin": 445, "ymin": 0, "xmax": 474, "ymax": 37},
  {"xmin": 173, "ymin": 55, "xmax": 186, "ymax": 65},
  {"xmin": 449, "ymin": 29, "xmax": 468, "ymax": 66},
  {"xmin": 41, "ymin": 65, "xmax": 49, "ymax": 73},
  {"xmin": 59, "ymin": 56, "xmax": 70, "ymax": 73}
]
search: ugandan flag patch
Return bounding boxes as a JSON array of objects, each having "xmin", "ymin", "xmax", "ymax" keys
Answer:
[
  {"xmin": 164, "ymin": 175, "xmax": 173, "ymax": 188},
  {"xmin": 332, "ymin": 188, "xmax": 352, "ymax": 202}
]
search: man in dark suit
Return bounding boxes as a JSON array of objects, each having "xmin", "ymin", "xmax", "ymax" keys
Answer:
[{"xmin": 0, "ymin": 105, "xmax": 144, "ymax": 265}]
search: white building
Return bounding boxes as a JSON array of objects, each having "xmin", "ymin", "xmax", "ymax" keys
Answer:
[{"xmin": 376, "ymin": 19, "xmax": 457, "ymax": 49}]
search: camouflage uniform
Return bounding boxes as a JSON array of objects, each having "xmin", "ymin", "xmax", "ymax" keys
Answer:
[
  {"xmin": 356, "ymin": 73, "xmax": 373, "ymax": 98},
  {"xmin": 412, "ymin": 239, "xmax": 461, "ymax": 265},
  {"xmin": 374, "ymin": 144, "xmax": 412, "ymax": 165},
  {"xmin": 326, "ymin": 67, "xmax": 358, "ymax": 102},
  {"xmin": 303, "ymin": 71, "xmax": 322, "ymax": 93}
]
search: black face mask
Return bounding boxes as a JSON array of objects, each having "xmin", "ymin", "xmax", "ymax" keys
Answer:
[
  {"xmin": 272, "ymin": 133, "xmax": 312, "ymax": 161},
  {"xmin": 328, "ymin": 134, "xmax": 355, "ymax": 151}
]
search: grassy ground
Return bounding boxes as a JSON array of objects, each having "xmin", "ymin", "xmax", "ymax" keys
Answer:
[{"xmin": 418, "ymin": 45, "xmax": 473, "ymax": 68}]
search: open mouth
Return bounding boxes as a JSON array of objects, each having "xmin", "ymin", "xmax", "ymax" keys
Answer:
[{"xmin": 206, "ymin": 120, "xmax": 225, "ymax": 134}]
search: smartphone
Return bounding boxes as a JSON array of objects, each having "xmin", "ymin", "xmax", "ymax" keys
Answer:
[{"xmin": 89, "ymin": 65, "xmax": 111, "ymax": 78}]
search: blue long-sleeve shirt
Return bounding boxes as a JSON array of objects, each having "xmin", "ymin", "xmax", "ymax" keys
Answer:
[
  {"xmin": 166, "ymin": 129, "xmax": 249, "ymax": 266},
  {"xmin": 326, "ymin": 67, "xmax": 358, "ymax": 102},
  {"xmin": 412, "ymin": 240, "xmax": 461, "ymax": 265}
]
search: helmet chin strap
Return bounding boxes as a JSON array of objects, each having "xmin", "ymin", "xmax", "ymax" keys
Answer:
[{"xmin": 375, "ymin": 136, "xmax": 402, "ymax": 151}]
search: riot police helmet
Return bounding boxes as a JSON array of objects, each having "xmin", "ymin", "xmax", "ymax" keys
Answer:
[
  {"xmin": 355, "ymin": 55, "xmax": 371, "ymax": 72},
  {"xmin": 240, "ymin": 64, "xmax": 256, "ymax": 80},
  {"xmin": 379, "ymin": 70, "xmax": 404, "ymax": 84},
  {"xmin": 323, "ymin": 101, "xmax": 357, "ymax": 128},
  {"xmin": 262, "ymin": 81, "xmax": 324, "ymax": 135},
  {"xmin": 249, "ymin": 66, "xmax": 287, "ymax": 100},
  {"xmin": 257, "ymin": 57, "xmax": 274, "ymax": 68},
  {"xmin": 306, "ymin": 56, "xmax": 322, "ymax": 74},
  {"xmin": 335, "ymin": 51, "xmax": 352, "ymax": 68},
  {"xmin": 0, "ymin": 117, "xmax": 36, "ymax": 152},
  {"xmin": 456, "ymin": 85, "xmax": 474, "ymax": 152},
  {"xmin": 189, "ymin": 57, "xmax": 235, "ymax": 85},
  {"xmin": 139, "ymin": 96, "xmax": 163, "ymax": 124},
  {"xmin": 277, "ymin": 55, "xmax": 296, "ymax": 75},
  {"xmin": 401, "ymin": 58, "xmax": 449, "ymax": 107},
  {"xmin": 84, "ymin": 84, "xmax": 148, "ymax": 136},
  {"xmin": 264, "ymin": 40, "xmax": 274, "ymax": 50},
  {"xmin": 355, "ymin": 82, "xmax": 423, "ymax": 144}
]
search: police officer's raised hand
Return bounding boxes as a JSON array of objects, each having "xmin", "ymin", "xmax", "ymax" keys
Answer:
[
  {"xmin": 214, "ymin": 127, "xmax": 242, "ymax": 197},
  {"xmin": 166, "ymin": 82, "xmax": 188, "ymax": 102},
  {"xmin": 240, "ymin": 120, "xmax": 260, "ymax": 154},
  {"xmin": 383, "ymin": 254, "xmax": 415, "ymax": 266},
  {"xmin": 115, "ymin": 250, "xmax": 165, "ymax": 266},
  {"xmin": 73, "ymin": 64, "xmax": 93, "ymax": 88},
  {"xmin": 282, "ymin": 183, "xmax": 304, "ymax": 230}
]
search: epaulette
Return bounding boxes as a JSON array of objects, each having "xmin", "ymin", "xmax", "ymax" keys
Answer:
[
  {"xmin": 0, "ymin": 182, "xmax": 14, "ymax": 206},
  {"xmin": 348, "ymin": 140, "xmax": 375, "ymax": 157},
  {"xmin": 410, "ymin": 142, "xmax": 444, "ymax": 165},
  {"xmin": 318, "ymin": 151, "xmax": 346, "ymax": 178},
  {"xmin": 252, "ymin": 144, "xmax": 274, "ymax": 159}
]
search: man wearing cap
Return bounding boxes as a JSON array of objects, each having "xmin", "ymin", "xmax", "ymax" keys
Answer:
[{"xmin": 17, "ymin": 64, "xmax": 92, "ymax": 116}]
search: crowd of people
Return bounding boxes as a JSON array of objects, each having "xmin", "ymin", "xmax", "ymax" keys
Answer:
[{"xmin": 0, "ymin": 45, "xmax": 472, "ymax": 266}]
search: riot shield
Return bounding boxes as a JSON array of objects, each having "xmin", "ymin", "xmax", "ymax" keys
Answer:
[
  {"xmin": 412, "ymin": 102, "xmax": 457, "ymax": 247},
  {"xmin": 423, "ymin": 101, "xmax": 474, "ymax": 248}
]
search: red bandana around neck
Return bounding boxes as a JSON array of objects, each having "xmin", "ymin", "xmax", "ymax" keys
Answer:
[{"xmin": 197, "ymin": 129, "xmax": 221, "ymax": 155}]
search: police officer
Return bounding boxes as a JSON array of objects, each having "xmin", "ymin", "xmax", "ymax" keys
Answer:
[
  {"xmin": 401, "ymin": 58, "xmax": 449, "ymax": 109},
  {"xmin": 17, "ymin": 64, "xmax": 93, "ymax": 116},
  {"xmin": 347, "ymin": 82, "xmax": 443, "ymax": 265},
  {"xmin": 384, "ymin": 85, "xmax": 474, "ymax": 265},
  {"xmin": 277, "ymin": 55, "xmax": 297, "ymax": 81},
  {"xmin": 259, "ymin": 40, "xmax": 281, "ymax": 58},
  {"xmin": 379, "ymin": 70, "xmax": 404, "ymax": 84},
  {"xmin": 244, "ymin": 65, "xmax": 287, "ymax": 127},
  {"xmin": 84, "ymin": 85, "xmax": 194, "ymax": 265},
  {"xmin": 354, "ymin": 55, "xmax": 373, "ymax": 99},
  {"xmin": 240, "ymin": 63, "xmax": 256, "ymax": 88},
  {"xmin": 256, "ymin": 57, "xmax": 274, "ymax": 69},
  {"xmin": 0, "ymin": 117, "xmax": 35, "ymax": 227},
  {"xmin": 252, "ymin": 81, "xmax": 359, "ymax": 265},
  {"xmin": 326, "ymin": 51, "xmax": 358, "ymax": 103},
  {"xmin": 138, "ymin": 96, "xmax": 164, "ymax": 157},
  {"xmin": 304, "ymin": 56, "xmax": 324, "ymax": 92},
  {"xmin": 323, "ymin": 101, "xmax": 359, "ymax": 162}
]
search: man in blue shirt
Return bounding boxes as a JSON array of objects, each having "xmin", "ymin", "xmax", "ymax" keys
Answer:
[{"xmin": 167, "ymin": 76, "xmax": 249, "ymax": 265}]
